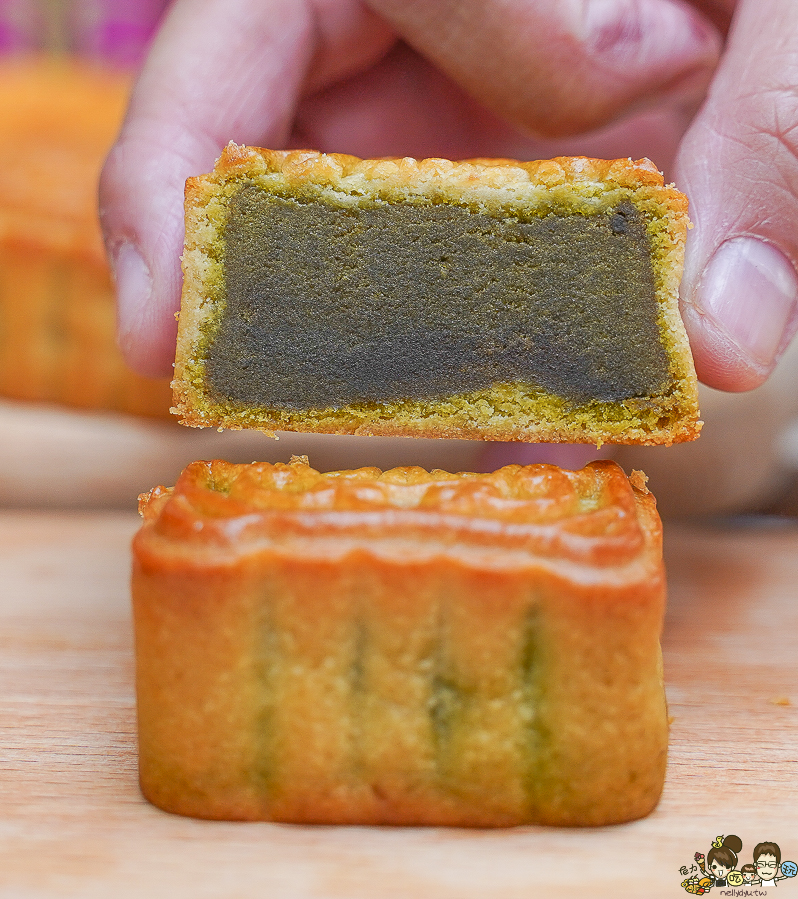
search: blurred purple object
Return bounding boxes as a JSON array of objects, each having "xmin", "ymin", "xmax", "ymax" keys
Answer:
[
  {"xmin": 0, "ymin": 0, "xmax": 46, "ymax": 53},
  {"xmin": 69, "ymin": 0, "xmax": 170, "ymax": 67}
]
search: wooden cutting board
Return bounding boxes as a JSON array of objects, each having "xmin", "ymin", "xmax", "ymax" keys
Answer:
[{"xmin": 1, "ymin": 512, "xmax": 796, "ymax": 898}]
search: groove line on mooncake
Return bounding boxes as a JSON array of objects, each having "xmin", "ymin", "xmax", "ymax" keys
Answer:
[
  {"xmin": 252, "ymin": 587, "xmax": 278, "ymax": 805},
  {"xmin": 348, "ymin": 614, "xmax": 368, "ymax": 785},
  {"xmin": 521, "ymin": 603, "xmax": 550, "ymax": 818},
  {"xmin": 429, "ymin": 599, "xmax": 458, "ymax": 777}
]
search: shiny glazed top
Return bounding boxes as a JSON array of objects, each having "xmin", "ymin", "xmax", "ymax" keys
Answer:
[{"xmin": 136, "ymin": 459, "xmax": 662, "ymax": 576}]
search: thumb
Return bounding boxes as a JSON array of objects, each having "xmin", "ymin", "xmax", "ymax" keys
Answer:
[{"xmin": 676, "ymin": 0, "xmax": 798, "ymax": 391}]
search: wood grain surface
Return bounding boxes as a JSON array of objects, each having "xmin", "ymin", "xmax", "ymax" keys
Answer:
[{"xmin": 1, "ymin": 511, "xmax": 796, "ymax": 898}]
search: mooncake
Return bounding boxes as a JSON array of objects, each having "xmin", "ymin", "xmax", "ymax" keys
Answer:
[
  {"xmin": 173, "ymin": 144, "xmax": 700, "ymax": 445},
  {"xmin": 0, "ymin": 57, "xmax": 171, "ymax": 417},
  {"xmin": 132, "ymin": 457, "xmax": 668, "ymax": 826}
]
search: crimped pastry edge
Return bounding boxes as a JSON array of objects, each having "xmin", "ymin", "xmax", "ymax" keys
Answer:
[{"xmin": 135, "ymin": 458, "xmax": 662, "ymax": 579}]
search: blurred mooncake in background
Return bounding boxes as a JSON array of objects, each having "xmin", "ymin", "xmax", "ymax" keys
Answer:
[{"xmin": 0, "ymin": 55, "xmax": 173, "ymax": 417}]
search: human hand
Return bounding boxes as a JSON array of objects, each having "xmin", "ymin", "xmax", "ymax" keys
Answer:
[{"xmin": 100, "ymin": 0, "xmax": 798, "ymax": 401}]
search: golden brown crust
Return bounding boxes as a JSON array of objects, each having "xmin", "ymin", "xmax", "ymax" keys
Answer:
[
  {"xmin": 212, "ymin": 143, "xmax": 677, "ymax": 195},
  {"xmin": 173, "ymin": 144, "xmax": 700, "ymax": 445},
  {"xmin": 133, "ymin": 458, "xmax": 668, "ymax": 826},
  {"xmin": 137, "ymin": 457, "xmax": 659, "ymax": 569}
]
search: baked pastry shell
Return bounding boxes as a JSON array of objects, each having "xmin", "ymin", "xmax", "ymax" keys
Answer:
[{"xmin": 132, "ymin": 459, "xmax": 668, "ymax": 827}]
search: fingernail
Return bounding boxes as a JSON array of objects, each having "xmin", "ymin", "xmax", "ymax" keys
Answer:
[
  {"xmin": 695, "ymin": 238, "xmax": 798, "ymax": 368},
  {"xmin": 112, "ymin": 242, "xmax": 152, "ymax": 350}
]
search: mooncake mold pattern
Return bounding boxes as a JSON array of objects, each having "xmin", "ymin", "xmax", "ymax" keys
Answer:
[{"xmin": 132, "ymin": 457, "xmax": 668, "ymax": 826}]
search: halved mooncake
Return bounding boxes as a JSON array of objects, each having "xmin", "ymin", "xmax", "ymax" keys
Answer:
[
  {"xmin": 132, "ymin": 457, "xmax": 668, "ymax": 826},
  {"xmin": 173, "ymin": 145, "xmax": 700, "ymax": 444}
]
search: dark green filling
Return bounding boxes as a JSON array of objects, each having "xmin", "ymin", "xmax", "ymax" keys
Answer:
[{"xmin": 205, "ymin": 186, "xmax": 668, "ymax": 409}]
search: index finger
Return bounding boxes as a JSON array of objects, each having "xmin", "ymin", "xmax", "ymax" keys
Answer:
[{"xmin": 99, "ymin": 0, "xmax": 393, "ymax": 377}]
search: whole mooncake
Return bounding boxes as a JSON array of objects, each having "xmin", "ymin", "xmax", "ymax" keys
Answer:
[
  {"xmin": 173, "ymin": 145, "xmax": 700, "ymax": 445},
  {"xmin": 132, "ymin": 457, "xmax": 668, "ymax": 826}
]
